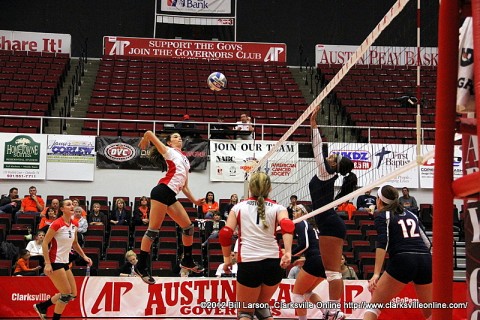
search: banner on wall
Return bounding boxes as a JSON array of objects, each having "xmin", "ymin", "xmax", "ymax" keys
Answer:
[
  {"xmin": 103, "ymin": 36, "xmax": 287, "ymax": 63},
  {"xmin": 0, "ymin": 277, "xmax": 467, "ymax": 319},
  {"xmin": 0, "ymin": 30, "xmax": 71, "ymax": 54},
  {"xmin": 96, "ymin": 137, "xmax": 207, "ymax": 170},
  {"xmin": 46, "ymin": 135, "xmax": 96, "ymax": 181},
  {"xmin": 315, "ymin": 44, "xmax": 437, "ymax": 66},
  {"xmin": 210, "ymin": 140, "xmax": 298, "ymax": 182},
  {"xmin": 159, "ymin": 0, "xmax": 232, "ymax": 14},
  {"xmin": 329, "ymin": 143, "xmax": 420, "ymax": 188},
  {"xmin": 419, "ymin": 145, "xmax": 463, "ymax": 188},
  {"xmin": 0, "ymin": 133, "xmax": 47, "ymax": 180}
]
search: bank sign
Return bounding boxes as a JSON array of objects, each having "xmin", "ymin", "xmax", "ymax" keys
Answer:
[{"xmin": 0, "ymin": 134, "xmax": 47, "ymax": 179}]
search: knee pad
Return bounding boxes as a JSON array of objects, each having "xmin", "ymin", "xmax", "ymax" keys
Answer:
[
  {"xmin": 292, "ymin": 293, "xmax": 305, "ymax": 304},
  {"xmin": 144, "ymin": 229, "xmax": 159, "ymax": 241},
  {"xmin": 238, "ymin": 311, "xmax": 254, "ymax": 319},
  {"xmin": 182, "ymin": 223, "xmax": 194, "ymax": 236},
  {"xmin": 58, "ymin": 293, "xmax": 74, "ymax": 304},
  {"xmin": 254, "ymin": 307, "xmax": 272, "ymax": 320},
  {"xmin": 325, "ymin": 270, "xmax": 342, "ymax": 282},
  {"xmin": 365, "ymin": 308, "xmax": 381, "ymax": 317},
  {"xmin": 303, "ymin": 292, "xmax": 313, "ymax": 301}
]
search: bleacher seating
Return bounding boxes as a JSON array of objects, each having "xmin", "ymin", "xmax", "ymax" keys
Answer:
[
  {"xmin": 83, "ymin": 55, "xmax": 308, "ymax": 141},
  {"xmin": 318, "ymin": 63, "xmax": 437, "ymax": 144},
  {"xmin": 0, "ymin": 49, "xmax": 70, "ymax": 133}
]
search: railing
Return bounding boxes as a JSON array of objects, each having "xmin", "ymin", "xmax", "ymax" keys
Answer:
[{"xmin": 0, "ymin": 114, "xmax": 436, "ymax": 144}]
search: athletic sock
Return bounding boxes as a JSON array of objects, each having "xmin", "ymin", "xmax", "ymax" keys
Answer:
[
  {"xmin": 52, "ymin": 312, "xmax": 61, "ymax": 320},
  {"xmin": 38, "ymin": 298, "xmax": 54, "ymax": 309},
  {"xmin": 137, "ymin": 250, "xmax": 149, "ymax": 270},
  {"xmin": 183, "ymin": 245, "xmax": 193, "ymax": 260}
]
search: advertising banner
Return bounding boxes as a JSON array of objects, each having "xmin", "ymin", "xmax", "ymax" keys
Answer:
[
  {"xmin": 96, "ymin": 136, "xmax": 207, "ymax": 171},
  {"xmin": 0, "ymin": 277, "xmax": 467, "ymax": 319},
  {"xmin": 46, "ymin": 135, "xmax": 96, "ymax": 181},
  {"xmin": 419, "ymin": 145, "xmax": 463, "ymax": 188},
  {"xmin": 0, "ymin": 133, "xmax": 47, "ymax": 180},
  {"xmin": 0, "ymin": 30, "xmax": 71, "ymax": 54},
  {"xmin": 315, "ymin": 44, "xmax": 438, "ymax": 66},
  {"xmin": 103, "ymin": 36, "xmax": 287, "ymax": 63},
  {"xmin": 210, "ymin": 140, "xmax": 298, "ymax": 182},
  {"xmin": 160, "ymin": 0, "xmax": 232, "ymax": 14}
]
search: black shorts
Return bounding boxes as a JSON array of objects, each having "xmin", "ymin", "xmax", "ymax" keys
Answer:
[
  {"xmin": 315, "ymin": 211, "xmax": 346, "ymax": 239},
  {"xmin": 151, "ymin": 184, "xmax": 178, "ymax": 206},
  {"xmin": 237, "ymin": 258, "xmax": 283, "ymax": 288},
  {"xmin": 302, "ymin": 254, "xmax": 326, "ymax": 278},
  {"xmin": 51, "ymin": 263, "xmax": 70, "ymax": 271},
  {"xmin": 386, "ymin": 252, "xmax": 432, "ymax": 285}
]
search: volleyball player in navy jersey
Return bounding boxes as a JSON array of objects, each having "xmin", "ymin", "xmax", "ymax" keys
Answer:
[
  {"xmin": 135, "ymin": 130, "xmax": 205, "ymax": 284},
  {"xmin": 309, "ymin": 110, "xmax": 356, "ymax": 320},
  {"xmin": 290, "ymin": 204, "xmax": 325, "ymax": 320},
  {"xmin": 33, "ymin": 199, "xmax": 92, "ymax": 320},
  {"xmin": 364, "ymin": 185, "xmax": 432, "ymax": 320}
]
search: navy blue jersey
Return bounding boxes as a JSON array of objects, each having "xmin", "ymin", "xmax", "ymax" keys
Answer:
[
  {"xmin": 292, "ymin": 220, "xmax": 320, "ymax": 259},
  {"xmin": 375, "ymin": 209, "xmax": 431, "ymax": 257}
]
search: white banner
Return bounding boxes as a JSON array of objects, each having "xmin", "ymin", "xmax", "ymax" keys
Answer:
[
  {"xmin": 420, "ymin": 145, "xmax": 463, "ymax": 188},
  {"xmin": 160, "ymin": 0, "xmax": 231, "ymax": 14},
  {"xmin": 210, "ymin": 140, "xmax": 298, "ymax": 182},
  {"xmin": 315, "ymin": 44, "xmax": 438, "ymax": 66},
  {"xmin": 80, "ymin": 277, "xmax": 370, "ymax": 319},
  {"xmin": 0, "ymin": 133, "xmax": 47, "ymax": 180},
  {"xmin": 46, "ymin": 135, "xmax": 96, "ymax": 181},
  {"xmin": 0, "ymin": 30, "xmax": 71, "ymax": 54}
]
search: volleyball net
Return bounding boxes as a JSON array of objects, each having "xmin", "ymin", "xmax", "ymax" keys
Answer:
[{"xmin": 248, "ymin": 0, "xmax": 434, "ymax": 221}]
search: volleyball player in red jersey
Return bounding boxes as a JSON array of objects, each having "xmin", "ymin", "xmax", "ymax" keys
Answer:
[
  {"xmin": 135, "ymin": 130, "xmax": 205, "ymax": 284},
  {"xmin": 33, "ymin": 199, "xmax": 92, "ymax": 320}
]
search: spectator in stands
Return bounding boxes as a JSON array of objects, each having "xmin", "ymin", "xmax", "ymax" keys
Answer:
[
  {"xmin": 38, "ymin": 207, "xmax": 57, "ymax": 233},
  {"xmin": 337, "ymin": 200, "xmax": 357, "ymax": 220},
  {"xmin": 202, "ymin": 211, "xmax": 225, "ymax": 247},
  {"xmin": 26, "ymin": 230, "xmax": 45, "ymax": 269},
  {"xmin": 133, "ymin": 196, "xmax": 150, "ymax": 226},
  {"xmin": 89, "ymin": 203, "xmax": 105, "ymax": 225},
  {"xmin": 0, "ymin": 187, "xmax": 21, "ymax": 215},
  {"xmin": 222, "ymin": 193, "xmax": 239, "ymax": 219},
  {"xmin": 216, "ymin": 251, "xmax": 237, "ymax": 278},
  {"xmin": 309, "ymin": 109, "xmax": 355, "ymax": 320},
  {"xmin": 356, "ymin": 190, "xmax": 377, "ymax": 212},
  {"xmin": 234, "ymin": 113, "xmax": 254, "ymax": 140},
  {"xmin": 13, "ymin": 249, "xmax": 41, "ymax": 276},
  {"xmin": 73, "ymin": 206, "xmax": 88, "ymax": 246},
  {"xmin": 291, "ymin": 204, "xmax": 325, "ymax": 320},
  {"xmin": 16, "ymin": 186, "xmax": 45, "ymax": 221},
  {"xmin": 118, "ymin": 250, "xmax": 139, "ymax": 277},
  {"xmin": 340, "ymin": 255, "xmax": 358, "ymax": 280},
  {"xmin": 364, "ymin": 185, "xmax": 432, "ymax": 320},
  {"xmin": 399, "ymin": 187, "xmax": 419, "ymax": 214},
  {"xmin": 110, "ymin": 198, "xmax": 130, "ymax": 226},
  {"xmin": 41, "ymin": 198, "xmax": 59, "ymax": 218},
  {"xmin": 72, "ymin": 198, "xmax": 87, "ymax": 217},
  {"xmin": 219, "ymin": 172, "xmax": 292, "ymax": 320},
  {"xmin": 287, "ymin": 195, "xmax": 298, "ymax": 220},
  {"xmin": 201, "ymin": 191, "xmax": 219, "ymax": 219},
  {"xmin": 210, "ymin": 115, "xmax": 230, "ymax": 139},
  {"xmin": 175, "ymin": 114, "xmax": 198, "ymax": 141}
]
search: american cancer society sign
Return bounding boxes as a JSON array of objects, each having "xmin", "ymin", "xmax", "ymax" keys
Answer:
[{"xmin": 0, "ymin": 133, "xmax": 47, "ymax": 180}]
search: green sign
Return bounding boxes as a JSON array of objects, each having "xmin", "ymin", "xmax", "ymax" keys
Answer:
[{"xmin": 4, "ymin": 135, "xmax": 41, "ymax": 163}]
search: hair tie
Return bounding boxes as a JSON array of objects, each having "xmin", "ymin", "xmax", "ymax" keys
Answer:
[{"xmin": 378, "ymin": 185, "xmax": 394, "ymax": 204}]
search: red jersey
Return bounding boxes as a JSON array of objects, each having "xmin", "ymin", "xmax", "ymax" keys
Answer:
[{"xmin": 159, "ymin": 147, "xmax": 190, "ymax": 194}]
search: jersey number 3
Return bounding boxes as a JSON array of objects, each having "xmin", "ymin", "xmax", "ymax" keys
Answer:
[{"xmin": 398, "ymin": 219, "xmax": 420, "ymax": 238}]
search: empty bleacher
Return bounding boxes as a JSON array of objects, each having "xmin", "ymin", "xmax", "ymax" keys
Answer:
[{"xmin": 0, "ymin": 50, "xmax": 70, "ymax": 133}]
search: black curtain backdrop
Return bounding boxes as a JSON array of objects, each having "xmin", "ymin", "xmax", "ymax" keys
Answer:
[{"xmin": 0, "ymin": 0, "xmax": 438, "ymax": 65}]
